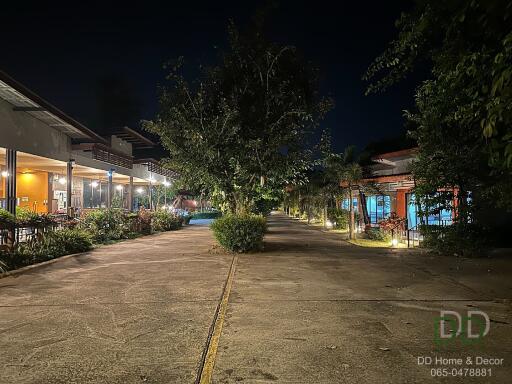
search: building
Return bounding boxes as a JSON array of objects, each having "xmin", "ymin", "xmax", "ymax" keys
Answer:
[
  {"xmin": 0, "ymin": 71, "xmax": 176, "ymax": 216},
  {"xmin": 342, "ymin": 148, "xmax": 454, "ymax": 232}
]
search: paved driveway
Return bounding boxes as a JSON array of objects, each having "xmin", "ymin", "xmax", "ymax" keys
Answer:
[{"xmin": 1, "ymin": 213, "xmax": 511, "ymax": 383}]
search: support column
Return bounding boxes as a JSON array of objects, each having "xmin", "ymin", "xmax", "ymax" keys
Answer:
[
  {"xmin": 6, "ymin": 149, "xmax": 16, "ymax": 216},
  {"xmin": 128, "ymin": 176, "xmax": 133, "ymax": 211},
  {"xmin": 66, "ymin": 160, "xmax": 74, "ymax": 217},
  {"xmin": 149, "ymin": 179, "xmax": 153, "ymax": 211},
  {"xmin": 107, "ymin": 169, "xmax": 113, "ymax": 208}
]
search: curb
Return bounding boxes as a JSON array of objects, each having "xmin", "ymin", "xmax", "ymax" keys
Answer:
[{"xmin": 0, "ymin": 225, "xmax": 195, "ymax": 280}]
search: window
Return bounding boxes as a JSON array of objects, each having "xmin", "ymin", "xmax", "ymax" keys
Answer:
[
  {"xmin": 341, "ymin": 198, "xmax": 358, "ymax": 210},
  {"xmin": 406, "ymin": 193, "xmax": 453, "ymax": 229},
  {"xmin": 366, "ymin": 195, "xmax": 391, "ymax": 224}
]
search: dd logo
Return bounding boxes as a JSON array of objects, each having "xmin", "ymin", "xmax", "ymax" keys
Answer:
[{"xmin": 434, "ymin": 310, "xmax": 490, "ymax": 345}]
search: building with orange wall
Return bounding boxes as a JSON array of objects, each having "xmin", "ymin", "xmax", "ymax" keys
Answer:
[
  {"xmin": 341, "ymin": 148, "xmax": 455, "ymax": 231},
  {"xmin": 0, "ymin": 70, "xmax": 178, "ymax": 216}
]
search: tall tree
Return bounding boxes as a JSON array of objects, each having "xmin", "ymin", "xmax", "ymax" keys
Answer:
[
  {"xmin": 144, "ymin": 22, "xmax": 331, "ymax": 214},
  {"xmin": 364, "ymin": 0, "xmax": 512, "ymax": 173},
  {"xmin": 365, "ymin": 0, "xmax": 512, "ymax": 251}
]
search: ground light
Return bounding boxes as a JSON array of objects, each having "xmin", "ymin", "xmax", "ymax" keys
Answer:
[{"xmin": 391, "ymin": 238, "xmax": 399, "ymax": 247}]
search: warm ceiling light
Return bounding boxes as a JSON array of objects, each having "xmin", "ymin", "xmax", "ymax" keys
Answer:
[
  {"xmin": 136, "ymin": 187, "xmax": 144, "ymax": 194},
  {"xmin": 163, "ymin": 180, "xmax": 171, "ymax": 187},
  {"xmin": 91, "ymin": 181, "xmax": 99, "ymax": 188},
  {"xmin": 58, "ymin": 177, "xmax": 67, "ymax": 185},
  {"xmin": 1, "ymin": 171, "xmax": 9, "ymax": 177},
  {"xmin": 116, "ymin": 185, "xmax": 123, "ymax": 191}
]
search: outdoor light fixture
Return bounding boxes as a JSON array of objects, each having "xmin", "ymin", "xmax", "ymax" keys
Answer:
[
  {"xmin": 91, "ymin": 181, "xmax": 99, "ymax": 188},
  {"xmin": 1, "ymin": 171, "xmax": 8, "ymax": 177},
  {"xmin": 391, "ymin": 238, "xmax": 398, "ymax": 247},
  {"xmin": 163, "ymin": 180, "xmax": 171, "ymax": 187},
  {"xmin": 116, "ymin": 185, "xmax": 123, "ymax": 191},
  {"xmin": 136, "ymin": 187, "xmax": 144, "ymax": 194},
  {"xmin": 58, "ymin": 177, "xmax": 67, "ymax": 185},
  {"xmin": 148, "ymin": 177, "xmax": 155, "ymax": 183}
]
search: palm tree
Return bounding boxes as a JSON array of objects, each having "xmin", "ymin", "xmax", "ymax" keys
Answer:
[{"xmin": 340, "ymin": 147, "xmax": 362, "ymax": 240}]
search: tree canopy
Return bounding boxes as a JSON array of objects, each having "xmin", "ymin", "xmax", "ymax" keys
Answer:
[
  {"xmin": 364, "ymin": 0, "xmax": 512, "ymax": 171},
  {"xmin": 144, "ymin": 22, "xmax": 332, "ymax": 214}
]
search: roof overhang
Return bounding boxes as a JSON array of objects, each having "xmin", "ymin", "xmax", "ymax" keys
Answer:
[
  {"xmin": 112, "ymin": 126, "xmax": 155, "ymax": 148},
  {"xmin": 134, "ymin": 158, "xmax": 178, "ymax": 179},
  {"xmin": 0, "ymin": 70, "xmax": 107, "ymax": 145},
  {"xmin": 370, "ymin": 147, "xmax": 418, "ymax": 162}
]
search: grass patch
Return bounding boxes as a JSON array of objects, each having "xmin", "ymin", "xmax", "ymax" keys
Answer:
[{"xmin": 348, "ymin": 239, "xmax": 406, "ymax": 248}]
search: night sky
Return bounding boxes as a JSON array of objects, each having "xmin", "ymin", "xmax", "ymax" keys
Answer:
[{"xmin": 1, "ymin": 1, "xmax": 417, "ymax": 153}]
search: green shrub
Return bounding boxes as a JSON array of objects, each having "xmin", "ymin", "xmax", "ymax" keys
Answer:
[
  {"xmin": 210, "ymin": 214, "xmax": 266, "ymax": 252},
  {"xmin": 0, "ymin": 209, "xmax": 15, "ymax": 229},
  {"xmin": 152, "ymin": 210, "xmax": 183, "ymax": 231},
  {"xmin": 365, "ymin": 227, "xmax": 391, "ymax": 242},
  {"xmin": 420, "ymin": 223, "xmax": 486, "ymax": 257},
  {"xmin": 5, "ymin": 228, "xmax": 93, "ymax": 270},
  {"xmin": 191, "ymin": 211, "xmax": 222, "ymax": 220},
  {"xmin": 80, "ymin": 209, "xmax": 129, "ymax": 243},
  {"xmin": 15, "ymin": 207, "xmax": 56, "ymax": 228},
  {"xmin": 47, "ymin": 229, "xmax": 93, "ymax": 255},
  {"xmin": 327, "ymin": 208, "xmax": 349, "ymax": 229}
]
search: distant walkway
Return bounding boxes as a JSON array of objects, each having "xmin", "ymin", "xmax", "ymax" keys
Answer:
[{"xmin": 1, "ymin": 213, "xmax": 511, "ymax": 383}]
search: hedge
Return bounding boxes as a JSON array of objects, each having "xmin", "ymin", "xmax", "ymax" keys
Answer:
[{"xmin": 210, "ymin": 214, "xmax": 266, "ymax": 252}]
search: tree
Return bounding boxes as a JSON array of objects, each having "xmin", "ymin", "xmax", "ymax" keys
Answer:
[
  {"xmin": 144, "ymin": 21, "xmax": 331, "ymax": 214},
  {"xmin": 364, "ymin": 0, "xmax": 512, "ymax": 173},
  {"xmin": 364, "ymin": 0, "xmax": 512, "ymax": 252}
]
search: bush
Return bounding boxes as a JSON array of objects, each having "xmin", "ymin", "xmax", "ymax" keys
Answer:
[
  {"xmin": 129, "ymin": 209, "xmax": 153, "ymax": 235},
  {"xmin": 47, "ymin": 229, "xmax": 93, "ymax": 255},
  {"xmin": 0, "ymin": 209, "xmax": 15, "ymax": 229},
  {"xmin": 365, "ymin": 227, "xmax": 391, "ymax": 242},
  {"xmin": 80, "ymin": 209, "xmax": 129, "ymax": 243},
  {"xmin": 420, "ymin": 223, "xmax": 486, "ymax": 257},
  {"xmin": 191, "ymin": 211, "xmax": 222, "ymax": 220},
  {"xmin": 152, "ymin": 210, "xmax": 183, "ymax": 231},
  {"xmin": 327, "ymin": 208, "xmax": 349, "ymax": 229},
  {"xmin": 1, "ymin": 228, "xmax": 93, "ymax": 271},
  {"xmin": 16, "ymin": 207, "xmax": 56, "ymax": 228},
  {"xmin": 210, "ymin": 214, "xmax": 266, "ymax": 252}
]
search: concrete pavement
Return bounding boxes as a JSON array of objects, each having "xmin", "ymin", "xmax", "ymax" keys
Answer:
[{"xmin": 1, "ymin": 213, "xmax": 511, "ymax": 383}]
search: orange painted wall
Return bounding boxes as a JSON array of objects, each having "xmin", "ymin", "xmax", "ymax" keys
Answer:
[
  {"xmin": 16, "ymin": 171, "xmax": 49, "ymax": 213},
  {"xmin": 396, "ymin": 190, "xmax": 407, "ymax": 219}
]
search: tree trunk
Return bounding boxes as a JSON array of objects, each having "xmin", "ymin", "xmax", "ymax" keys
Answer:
[
  {"xmin": 349, "ymin": 188, "xmax": 355, "ymax": 239},
  {"xmin": 324, "ymin": 203, "xmax": 328, "ymax": 229}
]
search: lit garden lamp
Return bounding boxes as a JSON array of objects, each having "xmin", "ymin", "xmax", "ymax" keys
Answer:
[
  {"xmin": 1, "ymin": 170, "xmax": 9, "ymax": 178},
  {"xmin": 391, "ymin": 238, "xmax": 399, "ymax": 247}
]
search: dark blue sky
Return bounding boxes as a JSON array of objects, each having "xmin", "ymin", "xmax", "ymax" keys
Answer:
[{"xmin": 1, "ymin": 1, "xmax": 417, "ymax": 152}]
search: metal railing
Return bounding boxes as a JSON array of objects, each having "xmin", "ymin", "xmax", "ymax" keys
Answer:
[{"xmin": 0, "ymin": 214, "xmax": 73, "ymax": 247}]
